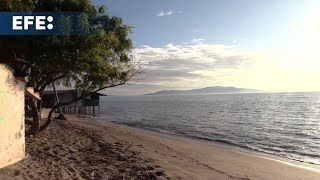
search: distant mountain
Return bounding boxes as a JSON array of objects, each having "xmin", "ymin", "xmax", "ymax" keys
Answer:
[{"xmin": 145, "ymin": 86, "xmax": 261, "ymax": 95}]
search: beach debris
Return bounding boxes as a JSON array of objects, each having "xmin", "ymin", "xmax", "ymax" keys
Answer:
[{"xmin": 25, "ymin": 153, "xmax": 30, "ymax": 159}]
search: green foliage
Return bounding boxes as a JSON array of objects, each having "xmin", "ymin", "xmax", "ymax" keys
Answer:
[
  {"xmin": 0, "ymin": 0, "xmax": 35, "ymax": 11},
  {"xmin": 0, "ymin": 0, "xmax": 137, "ymax": 94}
]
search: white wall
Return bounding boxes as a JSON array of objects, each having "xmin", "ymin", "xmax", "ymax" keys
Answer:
[{"xmin": 0, "ymin": 64, "xmax": 25, "ymax": 168}]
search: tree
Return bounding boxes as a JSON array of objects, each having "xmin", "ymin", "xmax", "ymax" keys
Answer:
[{"xmin": 0, "ymin": 0, "xmax": 138, "ymax": 136}]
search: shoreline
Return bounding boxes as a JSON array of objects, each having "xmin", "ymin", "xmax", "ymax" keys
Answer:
[
  {"xmin": 99, "ymin": 118, "xmax": 320, "ymax": 171},
  {"xmin": 1, "ymin": 116, "xmax": 320, "ymax": 179},
  {"xmin": 90, "ymin": 116, "xmax": 320, "ymax": 179}
]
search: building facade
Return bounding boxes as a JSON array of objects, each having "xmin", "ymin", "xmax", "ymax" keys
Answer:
[{"xmin": 0, "ymin": 64, "xmax": 25, "ymax": 168}]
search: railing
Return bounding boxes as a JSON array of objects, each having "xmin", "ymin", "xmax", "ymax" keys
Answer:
[{"xmin": 55, "ymin": 106, "xmax": 99, "ymax": 116}]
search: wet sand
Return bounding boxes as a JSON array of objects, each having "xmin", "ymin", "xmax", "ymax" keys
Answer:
[{"xmin": 1, "ymin": 116, "xmax": 319, "ymax": 179}]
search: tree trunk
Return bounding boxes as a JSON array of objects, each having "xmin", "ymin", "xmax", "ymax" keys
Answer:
[
  {"xmin": 27, "ymin": 99, "xmax": 41, "ymax": 136},
  {"xmin": 39, "ymin": 92, "xmax": 86, "ymax": 132},
  {"xmin": 39, "ymin": 104, "xmax": 58, "ymax": 132},
  {"xmin": 53, "ymin": 83, "xmax": 66, "ymax": 120}
]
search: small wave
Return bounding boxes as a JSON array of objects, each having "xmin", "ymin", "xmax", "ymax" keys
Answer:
[
  {"xmin": 184, "ymin": 135, "xmax": 253, "ymax": 151},
  {"xmin": 260, "ymin": 147, "xmax": 283, "ymax": 153},
  {"xmin": 295, "ymin": 152, "xmax": 320, "ymax": 159},
  {"xmin": 277, "ymin": 144, "xmax": 296, "ymax": 149},
  {"xmin": 159, "ymin": 130, "xmax": 176, "ymax": 135}
]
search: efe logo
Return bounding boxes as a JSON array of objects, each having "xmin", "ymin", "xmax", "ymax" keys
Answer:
[{"xmin": 12, "ymin": 16, "xmax": 53, "ymax": 30}]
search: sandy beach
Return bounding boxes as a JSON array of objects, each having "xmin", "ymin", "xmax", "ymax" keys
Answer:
[{"xmin": 1, "ymin": 116, "xmax": 319, "ymax": 180}]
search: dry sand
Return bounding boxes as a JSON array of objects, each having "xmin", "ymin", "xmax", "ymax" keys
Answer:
[{"xmin": 1, "ymin": 116, "xmax": 320, "ymax": 180}]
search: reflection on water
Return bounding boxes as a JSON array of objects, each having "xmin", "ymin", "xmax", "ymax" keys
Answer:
[{"xmin": 99, "ymin": 93, "xmax": 320, "ymax": 166}]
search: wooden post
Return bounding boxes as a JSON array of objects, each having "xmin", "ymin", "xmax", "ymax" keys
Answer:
[{"xmin": 53, "ymin": 84, "xmax": 64, "ymax": 115}]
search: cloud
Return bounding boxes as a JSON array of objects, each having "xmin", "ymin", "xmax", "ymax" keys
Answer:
[
  {"xmin": 156, "ymin": 10, "xmax": 175, "ymax": 17},
  {"xmin": 134, "ymin": 40, "xmax": 252, "ymax": 89},
  {"xmin": 191, "ymin": 38, "xmax": 205, "ymax": 43},
  {"xmin": 106, "ymin": 35, "xmax": 320, "ymax": 95}
]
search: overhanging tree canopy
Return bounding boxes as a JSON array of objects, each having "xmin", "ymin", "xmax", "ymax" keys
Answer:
[{"xmin": 0, "ymin": 0, "xmax": 139, "ymax": 136}]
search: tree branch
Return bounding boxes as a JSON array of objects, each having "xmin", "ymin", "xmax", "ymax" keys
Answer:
[
  {"xmin": 92, "ymin": 82, "xmax": 125, "ymax": 93},
  {"xmin": 39, "ymin": 81, "xmax": 128, "ymax": 133},
  {"xmin": 0, "ymin": 49, "xmax": 30, "ymax": 65},
  {"xmin": 39, "ymin": 74, "xmax": 65, "ymax": 92},
  {"xmin": 39, "ymin": 91, "xmax": 86, "ymax": 132},
  {"xmin": 35, "ymin": 75, "xmax": 53, "ymax": 90}
]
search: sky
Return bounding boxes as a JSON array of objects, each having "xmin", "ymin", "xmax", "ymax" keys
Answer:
[{"xmin": 92, "ymin": 0, "xmax": 320, "ymax": 95}]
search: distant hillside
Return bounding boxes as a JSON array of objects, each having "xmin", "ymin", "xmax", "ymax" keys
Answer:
[{"xmin": 145, "ymin": 86, "xmax": 261, "ymax": 95}]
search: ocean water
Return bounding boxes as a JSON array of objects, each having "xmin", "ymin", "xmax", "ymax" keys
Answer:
[{"xmin": 98, "ymin": 93, "xmax": 320, "ymax": 167}]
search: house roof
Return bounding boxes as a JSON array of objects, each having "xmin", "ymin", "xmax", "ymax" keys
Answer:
[
  {"xmin": 43, "ymin": 89, "xmax": 106, "ymax": 96},
  {"xmin": 25, "ymin": 87, "xmax": 41, "ymax": 101}
]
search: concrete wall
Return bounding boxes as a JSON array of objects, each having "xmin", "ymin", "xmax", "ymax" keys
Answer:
[{"xmin": 0, "ymin": 64, "xmax": 25, "ymax": 168}]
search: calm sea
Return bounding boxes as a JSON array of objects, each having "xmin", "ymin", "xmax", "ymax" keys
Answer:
[{"xmin": 98, "ymin": 93, "xmax": 320, "ymax": 167}]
